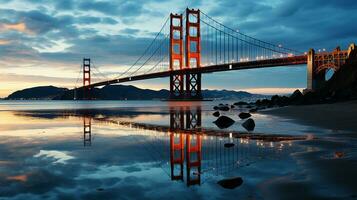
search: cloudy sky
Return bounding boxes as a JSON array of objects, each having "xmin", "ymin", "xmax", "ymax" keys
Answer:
[{"xmin": 0, "ymin": 0, "xmax": 356, "ymax": 97}]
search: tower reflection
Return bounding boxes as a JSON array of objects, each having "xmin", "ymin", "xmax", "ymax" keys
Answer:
[
  {"xmin": 83, "ymin": 116, "xmax": 92, "ymax": 147},
  {"xmin": 73, "ymin": 105, "xmax": 298, "ymax": 187},
  {"xmin": 169, "ymin": 107, "xmax": 202, "ymax": 186}
]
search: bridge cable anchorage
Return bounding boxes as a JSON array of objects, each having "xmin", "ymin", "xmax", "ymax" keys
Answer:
[{"xmin": 113, "ymin": 16, "xmax": 170, "ymax": 80}]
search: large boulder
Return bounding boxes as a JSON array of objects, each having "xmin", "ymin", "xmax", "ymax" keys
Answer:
[
  {"xmin": 213, "ymin": 111, "xmax": 220, "ymax": 117},
  {"xmin": 290, "ymin": 89, "xmax": 303, "ymax": 104},
  {"xmin": 217, "ymin": 177, "xmax": 243, "ymax": 189},
  {"xmin": 238, "ymin": 112, "xmax": 251, "ymax": 119},
  {"xmin": 242, "ymin": 118, "xmax": 255, "ymax": 131},
  {"xmin": 271, "ymin": 95, "xmax": 290, "ymax": 107},
  {"xmin": 218, "ymin": 105, "xmax": 230, "ymax": 111},
  {"xmin": 213, "ymin": 116, "xmax": 235, "ymax": 129}
]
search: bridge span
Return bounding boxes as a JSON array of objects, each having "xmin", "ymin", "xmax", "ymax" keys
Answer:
[{"xmin": 76, "ymin": 8, "xmax": 356, "ymax": 100}]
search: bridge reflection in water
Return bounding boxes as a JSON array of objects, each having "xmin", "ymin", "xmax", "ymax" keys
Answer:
[
  {"xmin": 81, "ymin": 106, "xmax": 298, "ymax": 187},
  {"xmin": 83, "ymin": 117, "xmax": 92, "ymax": 147}
]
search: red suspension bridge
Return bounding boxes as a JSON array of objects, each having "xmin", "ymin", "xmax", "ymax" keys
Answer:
[{"xmin": 76, "ymin": 8, "xmax": 356, "ymax": 100}]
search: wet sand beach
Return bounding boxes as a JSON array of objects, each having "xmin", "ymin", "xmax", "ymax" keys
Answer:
[{"xmin": 262, "ymin": 100, "xmax": 357, "ymax": 132}]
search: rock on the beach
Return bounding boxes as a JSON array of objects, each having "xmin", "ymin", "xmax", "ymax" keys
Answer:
[
  {"xmin": 231, "ymin": 105, "xmax": 235, "ymax": 109},
  {"xmin": 213, "ymin": 106, "xmax": 219, "ymax": 110},
  {"xmin": 334, "ymin": 151, "xmax": 345, "ymax": 158},
  {"xmin": 238, "ymin": 112, "xmax": 251, "ymax": 119},
  {"xmin": 218, "ymin": 105, "xmax": 230, "ymax": 111},
  {"xmin": 213, "ymin": 111, "xmax": 220, "ymax": 117},
  {"xmin": 224, "ymin": 143, "xmax": 235, "ymax": 148},
  {"xmin": 213, "ymin": 116, "xmax": 235, "ymax": 129},
  {"xmin": 249, "ymin": 108, "xmax": 258, "ymax": 113},
  {"xmin": 242, "ymin": 118, "xmax": 255, "ymax": 131},
  {"xmin": 290, "ymin": 89, "xmax": 303, "ymax": 101},
  {"xmin": 217, "ymin": 177, "xmax": 243, "ymax": 189}
]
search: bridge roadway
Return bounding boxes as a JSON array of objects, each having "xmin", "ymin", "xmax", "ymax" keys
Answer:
[{"xmin": 89, "ymin": 55, "xmax": 307, "ymax": 88}]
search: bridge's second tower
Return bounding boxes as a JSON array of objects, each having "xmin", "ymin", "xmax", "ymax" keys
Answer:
[
  {"xmin": 185, "ymin": 8, "xmax": 202, "ymax": 100},
  {"xmin": 83, "ymin": 58, "xmax": 91, "ymax": 100}
]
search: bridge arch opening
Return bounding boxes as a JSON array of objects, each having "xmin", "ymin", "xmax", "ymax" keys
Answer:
[{"xmin": 325, "ymin": 68, "xmax": 335, "ymax": 81}]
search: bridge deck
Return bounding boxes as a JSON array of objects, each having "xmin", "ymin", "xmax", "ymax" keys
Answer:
[{"xmin": 89, "ymin": 55, "xmax": 307, "ymax": 88}]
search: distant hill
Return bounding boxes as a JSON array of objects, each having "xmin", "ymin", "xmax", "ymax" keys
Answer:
[
  {"xmin": 5, "ymin": 85, "xmax": 264, "ymax": 100},
  {"xmin": 5, "ymin": 86, "xmax": 68, "ymax": 100}
]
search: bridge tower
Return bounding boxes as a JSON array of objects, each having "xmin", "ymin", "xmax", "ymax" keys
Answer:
[
  {"xmin": 185, "ymin": 8, "xmax": 202, "ymax": 100},
  {"xmin": 83, "ymin": 58, "xmax": 91, "ymax": 100},
  {"xmin": 169, "ymin": 13, "xmax": 185, "ymax": 99}
]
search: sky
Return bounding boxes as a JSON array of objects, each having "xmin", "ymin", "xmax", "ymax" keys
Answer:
[{"xmin": 0, "ymin": 0, "xmax": 357, "ymax": 98}]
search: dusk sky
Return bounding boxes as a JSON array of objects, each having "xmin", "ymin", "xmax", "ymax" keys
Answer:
[{"xmin": 1, "ymin": 0, "xmax": 357, "ymax": 97}]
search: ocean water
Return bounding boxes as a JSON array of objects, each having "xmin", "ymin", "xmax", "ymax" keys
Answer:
[{"xmin": 0, "ymin": 100, "xmax": 356, "ymax": 200}]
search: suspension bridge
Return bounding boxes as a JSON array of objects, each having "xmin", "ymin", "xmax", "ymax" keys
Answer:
[{"xmin": 75, "ymin": 8, "xmax": 356, "ymax": 100}]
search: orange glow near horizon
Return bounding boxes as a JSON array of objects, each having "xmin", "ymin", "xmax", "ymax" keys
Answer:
[
  {"xmin": 7, "ymin": 175, "xmax": 28, "ymax": 182},
  {"xmin": 0, "ymin": 22, "xmax": 32, "ymax": 34},
  {"xmin": 0, "ymin": 39, "xmax": 10, "ymax": 45}
]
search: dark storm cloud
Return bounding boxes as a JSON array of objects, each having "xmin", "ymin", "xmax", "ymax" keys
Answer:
[
  {"xmin": 1, "ymin": 0, "xmax": 357, "ymax": 92},
  {"xmin": 207, "ymin": 0, "xmax": 357, "ymax": 51}
]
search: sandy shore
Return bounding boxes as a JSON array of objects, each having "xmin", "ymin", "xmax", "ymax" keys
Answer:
[{"xmin": 262, "ymin": 100, "xmax": 357, "ymax": 132}]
